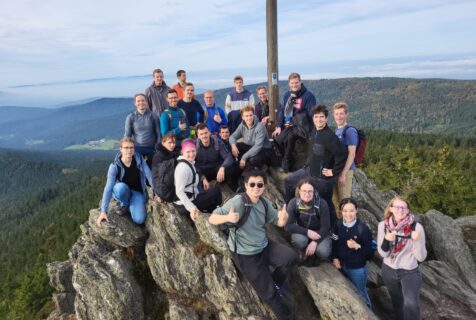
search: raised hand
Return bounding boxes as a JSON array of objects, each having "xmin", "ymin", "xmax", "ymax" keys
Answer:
[{"xmin": 227, "ymin": 206, "xmax": 240, "ymax": 224}]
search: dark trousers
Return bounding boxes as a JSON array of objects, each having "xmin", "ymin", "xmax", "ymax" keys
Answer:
[
  {"xmin": 199, "ymin": 163, "xmax": 241, "ymax": 190},
  {"xmin": 284, "ymin": 168, "xmax": 337, "ymax": 227},
  {"xmin": 228, "ymin": 110, "xmax": 242, "ymax": 134},
  {"xmin": 193, "ymin": 186, "xmax": 222, "ymax": 213},
  {"xmin": 274, "ymin": 126, "xmax": 301, "ymax": 168},
  {"xmin": 381, "ymin": 264, "xmax": 422, "ymax": 320},
  {"xmin": 231, "ymin": 239, "xmax": 298, "ymax": 320},
  {"xmin": 236, "ymin": 143, "xmax": 272, "ymax": 169}
]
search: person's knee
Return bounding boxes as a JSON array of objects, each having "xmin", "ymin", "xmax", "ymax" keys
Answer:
[
  {"xmin": 291, "ymin": 234, "xmax": 308, "ymax": 250},
  {"xmin": 130, "ymin": 206, "xmax": 146, "ymax": 224},
  {"xmin": 315, "ymin": 238, "xmax": 331, "ymax": 259}
]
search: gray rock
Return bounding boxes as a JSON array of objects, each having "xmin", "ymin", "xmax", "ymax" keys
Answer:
[
  {"xmin": 168, "ymin": 299, "xmax": 199, "ymax": 320},
  {"xmin": 366, "ymin": 261, "xmax": 384, "ymax": 288},
  {"xmin": 52, "ymin": 293, "xmax": 75, "ymax": 315},
  {"xmin": 420, "ymin": 260, "xmax": 476, "ymax": 320},
  {"xmin": 298, "ymin": 263, "xmax": 379, "ymax": 320},
  {"xmin": 88, "ymin": 207, "xmax": 148, "ymax": 248},
  {"xmin": 47, "ymin": 260, "xmax": 74, "ymax": 293},
  {"xmin": 72, "ymin": 241, "xmax": 144, "ymax": 320},
  {"xmin": 423, "ymin": 209, "xmax": 476, "ymax": 292},
  {"xmin": 455, "ymin": 215, "xmax": 476, "ymax": 264},
  {"xmin": 194, "ymin": 211, "xmax": 229, "ymax": 255}
]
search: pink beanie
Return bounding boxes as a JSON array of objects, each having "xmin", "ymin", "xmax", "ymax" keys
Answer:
[{"xmin": 181, "ymin": 139, "xmax": 196, "ymax": 151}]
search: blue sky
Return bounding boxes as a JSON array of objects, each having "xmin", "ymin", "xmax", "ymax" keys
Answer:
[{"xmin": 1, "ymin": 0, "xmax": 475, "ymax": 106}]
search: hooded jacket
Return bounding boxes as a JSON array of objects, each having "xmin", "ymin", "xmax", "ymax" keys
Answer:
[
  {"xmin": 229, "ymin": 115, "xmax": 272, "ymax": 162},
  {"xmin": 277, "ymin": 84, "xmax": 316, "ymax": 128},
  {"xmin": 145, "ymin": 81, "xmax": 170, "ymax": 116},
  {"xmin": 100, "ymin": 153, "xmax": 155, "ymax": 213}
]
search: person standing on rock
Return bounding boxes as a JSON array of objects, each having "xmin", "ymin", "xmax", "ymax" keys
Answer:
[
  {"xmin": 284, "ymin": 105, "xmax": 347, "ymax": 228},
  {"xmin": 225, "ymin": 75, "xmax": 255, "ymax": 133},
  {"xmin": 209, "ymin": 169, "xmax": 298, "ymax": 320},
  {"xmin": 145, "ymin": 68, "xmax": 170, "ymax": 116},
  {"xmin": 97, "ymin": 137, "xmax": 158, "ymax": 227},
  {"xmin": 285, "ymin": 178, "xmax": 332, "ymax": 260},
  {"xmin": 378, "ymin": 196, "xmax": 427, "ymax": 320},
  {"xmin": 331, "ymin": 198, "xmax": 373, "ymax": 308}
]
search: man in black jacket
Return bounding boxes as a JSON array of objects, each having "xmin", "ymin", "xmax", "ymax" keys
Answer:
[
  {"xmin": 195, "ymin": 123, "xmax": 240, "ymax": 190},
  {"xmin": 284, "ymin": 105, "xmax": 347, "ymax": 227}
]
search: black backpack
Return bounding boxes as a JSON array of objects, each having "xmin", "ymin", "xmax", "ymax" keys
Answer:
[
  {"xmin": 221, "ymin": 193, "xmax": 269, "ymax": 253},
  {"xmin": 335, "ymin": 220, "xmax": 377, "ymax": 260},
  {"xmin": 155, "ymin": 158, "xmax": 196, "ymax": 203}
]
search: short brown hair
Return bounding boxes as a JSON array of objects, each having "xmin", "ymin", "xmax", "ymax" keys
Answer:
[
  {"xmin": 196, "ymin": 123, "xmax": 209, "ymax": 132},
  {"xmin": 256, "ymin": 85, "xmax": 267, "ymax": 93},
  {"xmin": 167, "ymin": 89, "xmax": 178, "ymax": 96},
  {"xmin": 240, "ymin": 105, "xmax": 255, "ymax": 116},
  {"xmin": 119, "ymin": 137, "xmax": 135, "ymax": 147},
  {"xmin": 176, "ymin": 69, "xmax": 185, "ymax": 77},
  {"xmin": 153, "ymin": 68, "xmax": 163, "ymax": 76},
  {"xmin": 234, "ymin": 75, "xmax": 243, "ymax": 82},
  {"xmin": 185, "ymin": 82, "xmax": 194, "ymax": 88},
  {"xmin": 133, "ymin": 93, "xmax": 147, "ymax": 103},
  {"xmin": 161, "ymin": 133, "xmax": 176, "ymax": 143},
  {"xmin": 311, "ymin": 105, "xmax": 329, "ymax": 117},
  {"xmin": 288, "ymin": 72, "xmax": 301, "ymax": 81},
  {"xmin": 333, "ymin": 102, "xmax": 349, "ymax": 114}
]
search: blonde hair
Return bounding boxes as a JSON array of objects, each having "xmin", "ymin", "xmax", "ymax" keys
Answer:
[
  {"xmin": 240, "ymin": 105, "xmax": 255, "ymax": 116},
  {"xmin": 332, "ymin": 102, "xmax": 349, "ymax": 113},
  {"xmin": 119, "ymin": 137, "xmax": 135, "ymax": 148},
  {"xmin": 383, "ymin": 196, "xmax": 410, "ymax": 220}
]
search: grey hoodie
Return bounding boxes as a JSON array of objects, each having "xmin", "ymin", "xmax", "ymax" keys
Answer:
[{"xmin": 229, "ymin": 115, "xmax": 271, "ymax": 161}]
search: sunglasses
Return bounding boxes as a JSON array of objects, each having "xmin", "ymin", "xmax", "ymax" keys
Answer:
[{"xmin": 248, "ymin": 182, "xmax": 265, "ymax": 188}]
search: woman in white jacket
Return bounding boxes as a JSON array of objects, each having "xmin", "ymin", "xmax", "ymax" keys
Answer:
[
  {"xmin": 377, "ymin": 196, "xmax": 427, "ymax": 320},
  {"xmin": 174, "ymin": 138, "xmax": 222, "ymax": 221}
]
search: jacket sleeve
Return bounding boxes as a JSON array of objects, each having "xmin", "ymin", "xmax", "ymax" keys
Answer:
[
  {"xmin": 241, "ymin": 123, "xmax": 267, "ymax": 161},
  {"xmin": 377, "ymin": 221, "xmax": 390, "ymax": 258},
  {"xmin": 152, "ymin": 113, "xmax": 161, "ymax": 144},
  {"xmin": 229, "ymin": 124, "xmax": 243, "ymax": 145},
  {"xmin": 218, "ymin": 139, "xmax": 234, "ymax": 168},
  {"xmin": 327, "ymin": 133, "xmax": 348, "ymax": 178},
  {"xmin": 124, "ymin": 114, "xmax": 133, "ymax": 137},
  {"xmin": 100, "ymin": 164, "xmax": 117, "ymax": 213},
  {"xmin": 225, "ymin": 94, "xmax": 232, "ymax": 114},
  {"xmin": 277, "ymin": 96, "xmax": 286, "ymax": 127},
  {"xmin": 143, "ymin": 160, "xmax": 156, "ymax": 196},
  {"xmin": 284, "ymin": 199, "xmax": 308, "ymax": 235},
  {"xmin": 159, "ymin": 112, "xmax": 168, "ymax": 136},
  {"xmin": 152, "ymin": 154, "xmax": 160, "ymax": 193},
  {"xmin": 412, "ymin": 223, "xmax": 427, "ymax": 262},
  {"xmin": 360, "ymin": 223, "xmax": 374, "ymax": 260},
  {"xmin": 219, "ymin": 108, "xmax": 228, "ymax": 125},
  {"xmin": 317, "ymin": 199, "xmax": 330, "ymax": 241}
]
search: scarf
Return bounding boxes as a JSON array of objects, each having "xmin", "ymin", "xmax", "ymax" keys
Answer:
[
  {"xmin": 385, "ymin": 212, "xmax": 415, "ymax": 260},
  {"xmin": 284, "ymin": 88, "xmax": 304, "ymax": 121}
]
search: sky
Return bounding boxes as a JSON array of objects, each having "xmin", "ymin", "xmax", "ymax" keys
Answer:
[{"xmin": 1, "ymin": 0, "xmax": 475, "ymax": 107}]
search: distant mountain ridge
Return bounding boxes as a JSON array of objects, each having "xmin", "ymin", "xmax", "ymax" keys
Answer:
[{"xmin": 0, "ymin": 78, "xmax": 474, "ymax": 149}]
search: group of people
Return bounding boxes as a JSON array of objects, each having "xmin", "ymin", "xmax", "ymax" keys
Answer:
[{"xmin": 96, "ymin": 68, "xmax": 427, "ymax": 320}]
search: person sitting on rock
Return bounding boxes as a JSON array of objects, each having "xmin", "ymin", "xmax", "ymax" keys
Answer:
[
  {"xmin": 331, "ymin": 198, "xmax": 373, "ymax": 308},
  {"xmin": 218, "ymin": 125, "xmax": 232, "ymax": 153},
  {"xmin": 97, "ymin": 137, "xmax": 158, "ymax": 227},
  {"xmin": 174, "ymin": 139, "xmax": 222, "ymax": 221},
  {"xmin": 378, "ymin": 196, "xmax": 427, "ymax": 320},
  {"xmin": 195, "ymin": 123, "xmax": 241, "ymax": 191},
  {"xmin": 152, "ymin": 133, "xmax": 180, "ymax": 203},
  {"xmin": 209, "ymin": 169, "xmax": 298, "ymax": 320},
  {"xmin": 230, "ymin": 106, "xmax": 273, "ymax": 170},
  {"xmin": 285, "ymin": 178, "xmax": 332, "ymax": 260}
]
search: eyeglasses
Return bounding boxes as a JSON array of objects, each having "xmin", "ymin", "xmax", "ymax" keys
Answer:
[
  {"xmin": 248, "ymin": 182, "xmax": 265, "ymax": 188},
  {"xmin": 392, "ymin": 205, "xmax": 409, "ymax": 211},
  {"xmin": 121, "ymin": 146, "xmax": 134, "ymax": 150},
  {"xmin": 299, "ymin": 190, "xmax": 314, "ymax": 194}
]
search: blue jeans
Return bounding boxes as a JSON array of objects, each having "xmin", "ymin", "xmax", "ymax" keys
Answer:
[
  {"xmin": 342, "ymin": 265, "xmax": 372, "ymax": 308},
  {"xmin": 113, "ymin": 182, "xmax": 147, "ymax": 225}
]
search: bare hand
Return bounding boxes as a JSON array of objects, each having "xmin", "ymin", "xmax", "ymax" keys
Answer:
[
  {"xmin": 385, "ymin": 230, "xmax": 396, "ymax": 242},
  {"xmin": 261, "ymin": 116, "xmax": 270, "ymax": 125},
  {"xmin": 231, "ymin": 144, "xmax": 239, "ymax": 158},
  {"xmin": 213, "ymin": 114, "xmax": 222, "ymax": 124},
  {"xmin": 347, "ymin": 239, "xmax": 361, "ymax": 249},
  {"xmin": 322, "ymin": 168, "xmax": 333, "ymax": 177},
  {"xmin": 216, "ymin": 167, "xmax": 225, "ymax": 182},
  {"xmin": 272, "ymin": 127, "xmax": 281, "ymax": 138},
  {"xmin": 96, "ymin": 212, "xmax": 109, "ymax": 227},
  {"xmin": 179, "ymin": 122, "xmax": 187, "ymax": 131},
  {"xmin": 239, "ymin": 159, "xmax": 246, "ymax": 169},
  {"xmin": 154, "ymin": 195, "xmax": 162, "ymax": 203},
  {"xmin": 305, "ymin": 241, "xmax": 317, "ymax": 256},
  {"xmin": 411, "ymin": 230, "xmax": 421, "ymax": 241},
  {"xmin": 190, "ymin": 207, "xmax": 199, "ymax": 221},
  {"xmin": 202, "ymin": 178, "xmax": 210, "ymax": 190},
  {"xmin": 227, "ymin": 206, "xmax": 240, "ymax": 223},
  {"xmin": 332, "ymin": 258, "xmax": 341, "ymax": 269},
  {"xmin": 338, "ymin": 172, "xmax": 347, "ymax": 185},
  {"xmin": 307, "ymin": 229, "xmax": 321, "ymax": 241},
  {"xmin": 278, "ymin": 203, "xmax": 288, "ymax": 222}
]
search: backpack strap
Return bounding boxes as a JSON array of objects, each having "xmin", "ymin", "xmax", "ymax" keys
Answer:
[{"xmin": 176, "ymin": 159, "xmax": 197, "ymax": 199}]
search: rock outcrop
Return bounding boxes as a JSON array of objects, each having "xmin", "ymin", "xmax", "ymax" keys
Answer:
[{"xmin": 46, "ymin": 169, "xmax": 476, "ymax": 320}]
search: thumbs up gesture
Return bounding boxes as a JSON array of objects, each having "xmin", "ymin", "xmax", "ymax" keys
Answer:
[{"xmin": 227, "ymin": 206, "xmax": 240, "ymax": 223}]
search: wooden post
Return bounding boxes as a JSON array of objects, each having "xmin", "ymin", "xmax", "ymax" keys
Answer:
[{"xmin": 266, "ymin": 0, "xmax": 279, "ymax": 129}]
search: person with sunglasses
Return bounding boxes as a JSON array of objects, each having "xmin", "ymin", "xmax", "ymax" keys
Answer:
[
  {"xmin": 378, "ymin": 196, "xmax": 427, "ymax": 320},
  {"xmin": 209, "ymin": 169, "xmax": 298, "ymax": 320},
  {"xmin": 97, "ymin": 137, "xmax": 158, "ymax": 227},
  {"xmin": 284, "ymin": 178, "xmax": 331, "ymax": 260}
]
